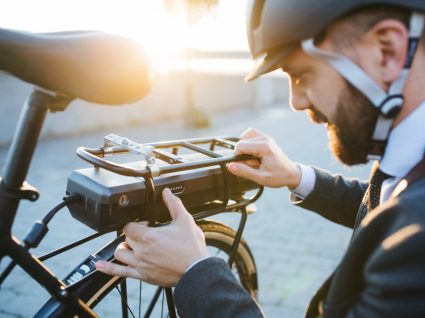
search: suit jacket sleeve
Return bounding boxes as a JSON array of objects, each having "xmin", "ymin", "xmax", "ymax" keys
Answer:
[
  {"xmin": 292, "ymin": 166, "xmax": 368, "ymax": 228},
  {"xmin": 174, "ymin": 257, "xmax": 264, "ymax": 317}
]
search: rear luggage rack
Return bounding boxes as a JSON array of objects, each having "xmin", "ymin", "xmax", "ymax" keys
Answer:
[{"xmin": 68, "ymin": 135, "xmax": 263, "ymax": 232}]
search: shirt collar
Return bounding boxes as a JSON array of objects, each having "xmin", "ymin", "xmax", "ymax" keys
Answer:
[{"xmin": 380, "ymin": 100, "xmax": 425, "ymax": 178}]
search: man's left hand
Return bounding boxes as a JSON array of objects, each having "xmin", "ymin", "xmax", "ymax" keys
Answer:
[{"xmin": 95, "ymin": 188, "xmax": 210, "ymax": 287}]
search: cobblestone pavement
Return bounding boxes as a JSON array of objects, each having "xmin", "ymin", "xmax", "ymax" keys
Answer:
[{"xmin": 0, "ymin": 104, "xmax": 371, "ymax": 317}]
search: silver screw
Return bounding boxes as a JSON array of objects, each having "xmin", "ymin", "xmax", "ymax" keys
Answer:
[
  {"xmin": 119, "ymin": 194, "xmax": 130, "ymax": 207},
  {"xmin": 59, "ymin": 288, "xmax": 68, "ymax": 298}
]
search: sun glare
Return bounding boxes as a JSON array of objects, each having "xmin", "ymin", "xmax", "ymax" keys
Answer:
[{"xmin": 0, "ymin": 0, "xmax": 248, "ymax": 75}]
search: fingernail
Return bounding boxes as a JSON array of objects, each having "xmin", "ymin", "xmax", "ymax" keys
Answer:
[
  {"xmin": 96, "ymin": 261, "xmax": 104, "ymax": 270},
  {"xmin": 163, "ymin": 187, "xmax": 171, "ymax": 195}
]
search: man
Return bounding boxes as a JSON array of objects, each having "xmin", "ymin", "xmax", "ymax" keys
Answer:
[{"xmin": 96, "ymin": 1, "xmax": 425, "ymax": 317}]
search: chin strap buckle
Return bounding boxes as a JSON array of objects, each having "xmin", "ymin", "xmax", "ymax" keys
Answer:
[{"xmin": 378, "ymin": 95, "xmax": 403, "ymax": 118}]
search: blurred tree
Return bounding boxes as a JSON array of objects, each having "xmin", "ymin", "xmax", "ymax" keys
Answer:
[
  {"xmin": 164, "ymin": 0, "xmax": 219, "ymax": 24},
  {"xmin": 164, "ymin": 0, "xmax": 220, "ymax": 128}
]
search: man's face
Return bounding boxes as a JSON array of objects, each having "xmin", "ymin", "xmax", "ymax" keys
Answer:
[{"xmin": 280, "ymin": 48, "xmax": 378, "ymax": 165}]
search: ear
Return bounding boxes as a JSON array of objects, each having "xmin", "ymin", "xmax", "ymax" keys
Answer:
[{"xmin": 367, "ymin": 19, "xmax": 409, "ymax": 85}]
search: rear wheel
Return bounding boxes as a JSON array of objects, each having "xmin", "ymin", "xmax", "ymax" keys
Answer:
[{"xmin": 35, "ymin": 219, "xmax": 258, "ymax": 317}]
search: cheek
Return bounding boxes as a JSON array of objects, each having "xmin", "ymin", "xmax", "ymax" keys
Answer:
[
  {"xmin": 354, "ymin": 43, "xmax": 386, "ymax": 86},
  {"xmin": 309, "ymin": 71, "xmax": 346, "ymax": 122},
  {"xmin": 305, "ymin": 80, "xmax": 339, "ymax": 121}
]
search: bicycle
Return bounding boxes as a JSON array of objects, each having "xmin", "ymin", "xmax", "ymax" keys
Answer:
[{"xmin": 0, "ymin": 28, "xmax": 263, "ymax": 317}]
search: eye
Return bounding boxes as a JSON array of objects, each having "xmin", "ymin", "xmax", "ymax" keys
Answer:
[
  {"xmin": 291, "ymin": 73, "xmax": 303, "ymax": 86},
  {"xmin": 293, "ymin": 76, "xmax": 302, "ymax": 86}
]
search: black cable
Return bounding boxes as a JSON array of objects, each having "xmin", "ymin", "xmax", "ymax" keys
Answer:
[
  {"xmin": 228, "ymin": 207, "xmax": 248, "ymax": 268},
  {"xmin": 43, "ymin": 195, "xmax": 81, "ymax": 224},
  {"xmin": 0, "ymin": 195, "xmax": 81, "ymax": 285}
]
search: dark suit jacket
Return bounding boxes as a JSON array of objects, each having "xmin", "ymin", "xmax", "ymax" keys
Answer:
[{"xmin": 174, "ymin": 167, "xmax": 425, "ymax": 318}]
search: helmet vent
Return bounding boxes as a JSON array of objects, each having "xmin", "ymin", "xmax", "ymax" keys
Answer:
[{"xmin": 251, "ymin": 0, "xmax": 265, "ymax": 30}]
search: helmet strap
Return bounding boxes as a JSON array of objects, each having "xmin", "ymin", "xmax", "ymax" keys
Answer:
[{"xmin": 301, "ymin": 12, "xmax": 425, "ymax": 160}]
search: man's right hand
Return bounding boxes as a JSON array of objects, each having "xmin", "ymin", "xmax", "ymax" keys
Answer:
[{"xmin": 228, "ymin": 128, "xmax": 301, "ymax": 189}]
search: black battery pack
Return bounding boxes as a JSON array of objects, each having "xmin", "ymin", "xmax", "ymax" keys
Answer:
[{"xmin": 66, "ymin": 164, "xmax": 258, "ymax": 232}]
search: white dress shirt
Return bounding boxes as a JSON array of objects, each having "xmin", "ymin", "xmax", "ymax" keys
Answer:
[{"xmin": 292, "ymin": 100, "xmax": 425, "ymax": 203}]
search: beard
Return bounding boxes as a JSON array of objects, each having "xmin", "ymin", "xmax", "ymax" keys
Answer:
[{"xmin": 308, "ymin": 81, "xmax": 379, "ymax": 166}]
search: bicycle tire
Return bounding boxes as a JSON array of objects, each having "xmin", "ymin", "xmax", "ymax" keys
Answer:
[{"xmin": 34, "ymin": 219, "xmax": 258, "ymax": 317}]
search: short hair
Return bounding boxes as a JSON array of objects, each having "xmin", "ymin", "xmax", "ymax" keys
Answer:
[{"xmin": 319, "ymin": 5, "xmax": 424, "ymax": 50}]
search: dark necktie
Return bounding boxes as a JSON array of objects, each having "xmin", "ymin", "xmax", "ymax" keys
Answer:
[{"xmin": 367, "ymin": 164, "xmax": 391, "ymax": 211}]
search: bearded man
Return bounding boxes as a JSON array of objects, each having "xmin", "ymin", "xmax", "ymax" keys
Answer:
[{"xmin": 97, "ymin": 1, "xmax": 425, "ymax": 317}]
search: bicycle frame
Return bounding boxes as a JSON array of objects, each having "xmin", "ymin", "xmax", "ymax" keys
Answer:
[
  {"xmin": 0, "ymin": 88, "xmax": 263, "ymax": 318},
  {"xmin": 0, "ymin": 89, "xmax": 98, "ymax": 317}
]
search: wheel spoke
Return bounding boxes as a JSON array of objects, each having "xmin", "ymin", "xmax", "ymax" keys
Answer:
[
  {"xmin": 116, "ymin": 285, "xmax": 136, "ymax": 318},
  {"xmin": 139, "ymin": 281, "xmax": 142, "ymax": 318},
  {"xmin": 161, "ymin": 288, "xmax": 165, "ymax": 318}
]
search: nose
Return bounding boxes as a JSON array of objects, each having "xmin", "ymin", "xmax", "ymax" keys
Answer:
[{"xmin": 289, "ymin": 85, "xmax": 311, "ymax": 111}]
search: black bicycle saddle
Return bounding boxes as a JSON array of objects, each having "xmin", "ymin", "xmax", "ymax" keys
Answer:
[{"xmin": 0, "ymin": 29, "xmax": 152, "ymax": 105}]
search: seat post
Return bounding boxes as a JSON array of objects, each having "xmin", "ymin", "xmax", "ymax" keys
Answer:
[{"xmin": 0, "ymin": 89, "xmax": 72, "ymax": 236}]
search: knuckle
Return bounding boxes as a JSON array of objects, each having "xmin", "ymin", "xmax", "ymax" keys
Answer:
[
  {"xmin": 141, "ymin": 229, "xmax": 156, "ymax": 242},
  {"xmin": 260, "ymin": 143, "xmax": 269, "ymax": 154},
  {"xmin": 123, "ymin": 223, "xmax": 135, "ymax": 238},
  {"xmin": 129, "ymin": 228, "xmax": 145, "ymax": 242},
  {"xmin": 124, "ymin": 236, "xmax": 132, "ymax": 247},
  {"xmin": 114, "ymin": 249, "xmax": 123, "ymax": 261},
  {"xmin": 133, "ymin": 247, "xmax": 144, "ymax": 260}
]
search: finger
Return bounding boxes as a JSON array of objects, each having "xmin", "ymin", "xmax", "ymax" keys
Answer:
[
  {"xmin": 242, "ymin": 158, "xmax": 261, "ymax": 168},
  {"xmin": 227, "ymin": 162, "xmax": 264, "ymax": 183},
  {"xmin": 120, "ymin": 241, "xmax": 132, "ymax": 250},
  {"xmin": 125, "ymin": 235, "xmax": 137, "ymax": 250},
  {"xmin": 228, "ymin": 160, "xmax": 259, "ymax": 176},
  {"xmin": 240, "ymin": 128, "xmax": 264, "ymax": 139},
  {"xmin": 162, "ymin": 188, "xmax": 190, "ymax": 223},
  {"xmin": 234, "ymin": 140, "xmax": 269, "ymax": 157},
  {"xmin": 228, "ymin": 159, "xmax": 260, "ymax": 169},
  {"xmin": 125, "ymin": 236, "xmax": 147, "ymax": 257},
  {"xmin": 114, "ymin": 243, "xmax": 139, "ymax": 267},
  {"xmin": 123, "ymin": 221, "xmax": 148, "ymax": 242},
  {"xmin": 95, "ymin": 261, "xmax": 140, "ymax": 279}
]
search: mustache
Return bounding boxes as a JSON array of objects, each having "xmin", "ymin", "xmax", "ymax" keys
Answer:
[{"xmin": 307, "ymin": 107, "xmax": 328, "ymax": 124}]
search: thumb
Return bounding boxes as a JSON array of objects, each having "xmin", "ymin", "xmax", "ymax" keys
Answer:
[{"xmin": 162, "ymin": 188, "xmax": 189, "ymax": 223}]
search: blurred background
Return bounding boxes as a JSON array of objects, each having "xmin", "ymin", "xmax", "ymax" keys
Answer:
[
  {"xmin": 0, "ymin": 0, "xmax": 287, "ymax": 144},
  {"xmin": 0, "ymin": 1, "xmax": 370, "ymax": 317}
]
